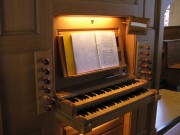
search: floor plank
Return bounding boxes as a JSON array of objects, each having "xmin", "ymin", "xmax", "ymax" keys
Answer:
[
  {"xmin": 156, "ymin": 89, "xmax": 180, "ymax": 131},
  {"xmin": 164, "ymin": 122, "xmax": 180, "ymax": 135}
]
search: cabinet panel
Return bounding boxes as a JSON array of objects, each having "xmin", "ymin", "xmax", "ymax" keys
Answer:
[
  {"xmin": 1, "ymin": 0, "xmax": 39, "ymax": 35},
  {"xmin": 130, "ymin": 104, "xmax": 149, "ymax": 135},
  {"xmin": 136, "ymin": 105, "xmax": 148, "ymax": 133},
  {"xmin": 53, "ymin": 0, "xmax": 138, "ymax": 16}
]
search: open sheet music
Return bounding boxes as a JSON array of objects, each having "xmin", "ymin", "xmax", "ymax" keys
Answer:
[
  {"xmin": 71, "ymin": 31, "xmax": 119, "ymax": 74},
  {"xmin": 71, "ymin": 32, "xmax": 100, "ymax": 74},
  {"xmin": 95, "ymin": 31, "xmax": 119, "ymax": 69}
]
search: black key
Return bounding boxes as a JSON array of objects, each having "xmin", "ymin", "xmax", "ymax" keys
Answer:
[
  {"xmin": 121, "ymin": 96, "xmax": 129, "ymax": 101},
  {"xmin": 86, "ymin": 107, "xmax": 95, "ymax": 114},
  {"xmin": 95, "ymin": 104, "xmax": 106, "ymax": 110},
  {"xmin": 103, "ymin": 101, "xmax": 114, "ymax": 107},
  {"xmin": 75, "ymin": 94, "xmax": 89, "ymax": 100},
  {"xmin": 112, "ymin": 98, "xmax": 122, "ymax": 104},
  {"xmin": 117, "ymin": 84, "xmax": 125, "ymax": 88},
  {"xmin": 132, "ymin": 79, "xmax": 139, "ymax": 84},
  {"xmin": 123, "ymin": 81, "xmax": 132, "ymax": 86},
  {"xmin": 109, "ymin": 85, "xmax": 118, "ymax": 90},
  {"xmin": 77, "ymin": 110, "xmax": 89, "ymax": 116},
  {"xmin": 93, "ymin": 90, "xmax": 105, "ymax": 95},
  {"xmin": 92, "ymin": 106, "xmax": 99, "ymax": 112},
  {"xmin": 75, "ymin": 95, "xmax": 84, "ymax": 100},
  {"xmin": 86, "ymin": 92, "xmax": 96, "ymax": 97},
  {"xmin": 67, "ymin": 97, "xmax": 78, "ymax": 103},
  {"xmin": 103, "ymin": 88, "xmax": 112, "ymax": 92}
]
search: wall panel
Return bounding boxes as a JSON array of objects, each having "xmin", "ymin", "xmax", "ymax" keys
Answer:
[{"xmin": 1, "ymin": 0, "xmax": 39, "ymax": 35}]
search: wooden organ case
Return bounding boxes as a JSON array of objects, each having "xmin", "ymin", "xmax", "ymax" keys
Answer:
[
  {"xmin": 0, "ymin": 0, "xmax": 163, "ymax": 135},
  {"xmin": 49, "ymin": 15, "xmax": 158, "ymax": 134}
]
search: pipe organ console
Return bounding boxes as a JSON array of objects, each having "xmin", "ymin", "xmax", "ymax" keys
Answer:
[{"xmin": 33, "ymin": 15, "xmax": 160, "ymax": 135}]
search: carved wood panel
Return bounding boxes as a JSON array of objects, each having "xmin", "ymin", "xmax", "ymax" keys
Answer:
[{"xmin": 1, "ymin": 0, "xmax": 39, "ymax": 35}]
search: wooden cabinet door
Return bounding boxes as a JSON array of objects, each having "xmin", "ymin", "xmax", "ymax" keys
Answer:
[{"xmin": 0, "ymin": 0, "xmax": 57, "ymax": 135}]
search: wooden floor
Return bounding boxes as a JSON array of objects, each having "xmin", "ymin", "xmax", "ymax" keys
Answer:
[
  {"xmin": 164, "ymin": 122, "xmax": 180, "ymax": 135},
  {"xmin": 156, "ymin": 89, "xmax": 180, "ymax": 134}
]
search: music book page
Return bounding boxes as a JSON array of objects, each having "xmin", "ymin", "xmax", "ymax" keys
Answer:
[
  {"xmin": 71, "ymin": 31, "xmax": 119, "ymax": 75},
  {"xmin": 71, "ymin": 32, "xmax": 100, "ymax": 74},
  {"xmin": 95, "ymin": 31, "xmax": 120, "ymax": 69}
]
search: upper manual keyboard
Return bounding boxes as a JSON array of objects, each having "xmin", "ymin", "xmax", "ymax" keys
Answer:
[{"xmin": 66, "ymin": 79, "xmax": 145, "ymax": 105}]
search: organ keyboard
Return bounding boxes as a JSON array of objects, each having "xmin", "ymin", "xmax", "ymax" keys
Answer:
[
  {"xmin": 56, "ymin": 78, "xmax": 147, "ymax": 116},
  {"xmin": 55, "ymin": 77, "xmax": 158, "ymax": 134}
]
